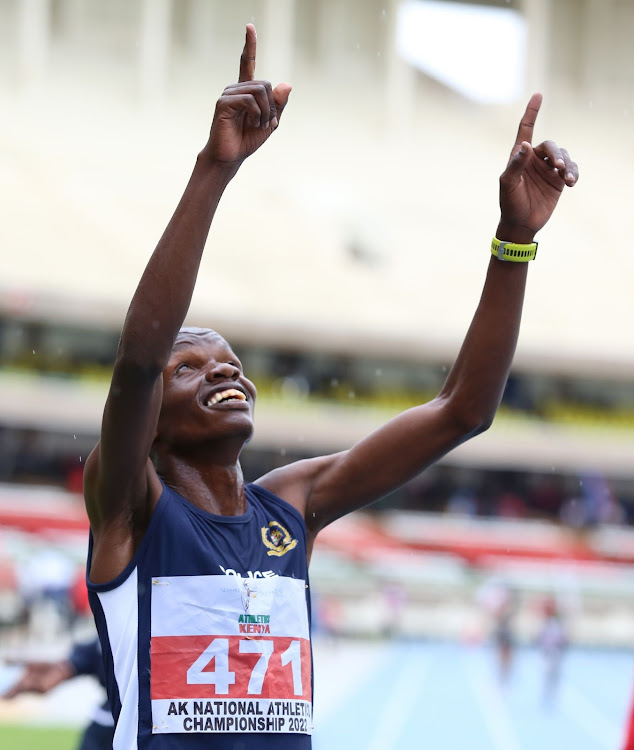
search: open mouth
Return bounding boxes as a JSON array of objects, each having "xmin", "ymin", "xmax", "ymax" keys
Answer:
[{"xmin": 206, "ymin": 389, "xmax": 248, "ymax": 407}]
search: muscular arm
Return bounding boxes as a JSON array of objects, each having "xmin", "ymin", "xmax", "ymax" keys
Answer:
[
  {"xmin": 260, "ymin": 258, "xmax": 527, "ymax": 539},
  {"xmin": 258, "ymin": 94, "xmax": 578, "ymax": 541},
  {"xmin": 85, "ymin": 159, "xmax": 238, "ymax": 513},
  {"xmin": 84, "ymin": 25, "xmax": 292, "ymax": 580}
]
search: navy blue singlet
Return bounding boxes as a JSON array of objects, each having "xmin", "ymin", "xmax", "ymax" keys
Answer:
[{"xmin": 87, "ymin": 481, "xmax": 313, "ymax": 749}]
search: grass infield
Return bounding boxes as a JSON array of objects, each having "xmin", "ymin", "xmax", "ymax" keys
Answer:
[{"xmin": 0, "ymin": 723, "xmax": 81, "ymax": 750}]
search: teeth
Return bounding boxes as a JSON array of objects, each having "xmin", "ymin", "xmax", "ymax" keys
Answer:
[{"xmin": 207, "ymin": 389, "xmax": 247, "ymax": 406}]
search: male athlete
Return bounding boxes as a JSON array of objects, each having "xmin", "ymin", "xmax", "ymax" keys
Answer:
[{"xmin": 83, "ymin": 24, "xmax": 578, "ymax": 749}]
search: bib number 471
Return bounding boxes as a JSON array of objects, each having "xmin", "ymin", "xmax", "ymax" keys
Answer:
[{"xmin": 186, "ymin": 638, "xmax": 303, "ymax": 696}]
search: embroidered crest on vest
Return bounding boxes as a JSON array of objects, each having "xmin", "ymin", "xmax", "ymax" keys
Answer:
[{"xmin": 261, "ymin": 521, "xmax": 298, "ymax": 557}]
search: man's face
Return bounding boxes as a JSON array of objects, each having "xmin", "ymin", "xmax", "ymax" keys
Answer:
[{"xmin": 156, "ymin": 329, "xmax": 257, "ymax": 448}]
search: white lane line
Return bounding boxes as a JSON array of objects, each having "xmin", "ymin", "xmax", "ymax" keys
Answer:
[
  {"xmin": 464, "ymin": 651, "xmax": 523, "ymax": 750},
  {"xmin": 365, "ymin": 645, "xmax": 434, "ymax": 750},
  {"xmin": 560, "ymin": 683, "xmax": 622, "ymax": 750}
]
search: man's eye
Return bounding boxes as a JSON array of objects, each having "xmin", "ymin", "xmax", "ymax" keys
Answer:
[{"xmin": 175, "ymin": 363, "xmax": 191, "ymax": 373}]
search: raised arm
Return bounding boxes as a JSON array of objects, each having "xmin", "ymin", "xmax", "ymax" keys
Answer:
[
  {"xmin": 258, "ymin": 94, "xmax": 578, "ymax": 540},
  {"xmin": 84, "ymin": 26, "xmax": 291, "ymax": 577}
]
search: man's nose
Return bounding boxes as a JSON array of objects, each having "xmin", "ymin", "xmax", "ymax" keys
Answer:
[{"xmin": 205, "ymin": 362, "xmax": 239, "ymax": 380}]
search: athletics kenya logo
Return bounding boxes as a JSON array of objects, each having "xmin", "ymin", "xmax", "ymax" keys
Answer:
[{"xmin": 260, "ymin": 521, "xmax": 297, "ymax": 557}]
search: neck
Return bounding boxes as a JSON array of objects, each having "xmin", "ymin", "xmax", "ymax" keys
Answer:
[{"xmin": 157, "ymin": 450, "xmax": 247, "ymax": 516}]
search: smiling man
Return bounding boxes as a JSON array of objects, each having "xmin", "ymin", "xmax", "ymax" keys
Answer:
[{"xmin": 83, "ymin": 23, "xmax": 578, "ymax": 750}]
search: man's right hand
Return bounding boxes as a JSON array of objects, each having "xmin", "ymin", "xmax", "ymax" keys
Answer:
[
  {"xmin": 1, "ymin": 659, "xmax": 75, "ymax": 699},
  {"xmin": 203, "ymin": 24, "xmax": 292, "ymax": 165}
]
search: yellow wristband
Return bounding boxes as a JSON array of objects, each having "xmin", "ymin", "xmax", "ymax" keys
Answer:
[{"xmin": 491, "ymin": 237, "xmax": 538, "ymax": 262}]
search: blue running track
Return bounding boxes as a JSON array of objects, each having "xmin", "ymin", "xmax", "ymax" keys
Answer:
[{"xmin": 312, "ymin": 639, "xmax": 634, "ymax": 750}]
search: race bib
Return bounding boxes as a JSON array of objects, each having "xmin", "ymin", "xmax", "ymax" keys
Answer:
[{"xmin": 150, "ymin": 574, "xmax": 312, "ymax": 735}]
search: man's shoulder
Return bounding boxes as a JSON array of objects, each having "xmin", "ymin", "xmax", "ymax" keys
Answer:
[{"xmin": 253, "ymin": 455, "xmax": 335, "ymax": 514}]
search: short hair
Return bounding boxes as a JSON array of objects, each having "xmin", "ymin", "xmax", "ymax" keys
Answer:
[
  {"xmin": 173, "ymin": 327, "xmax": 228, "ymax": 350},
  {"xmin": 177, "ymin": 326, "xmax": 219, "ymax": 338}
]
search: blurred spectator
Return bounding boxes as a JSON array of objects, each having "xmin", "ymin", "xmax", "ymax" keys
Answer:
[
  {"xmin": 559, "ymin": 495, "xmax": 589, "ymax": 529},
  {"xmin": 537, "ymin": 596, "xmax": 567, "ymax": 707},
  {"xmin": 492, "ymin": 586, "xmax": 518, "ymax": 685},
  {"xmin": 2, "ymin": 637, "xmax": 113, "ymax": 750},
  {"xmin": 381, "ymin": 582, "xmax": 408, "ymax": 638},
  {"xmin": 528, "ymin": 477, "xmax": 566, "ymax": 518},
  {"xmin": 446, "ymin": 488, "xmax": 477, "ymax": 517},
  {"xmin": 580, "ymin": 473, "xmax": 624, "ymax": 526},
  {"xmin": 496, "ymin": 490, "xmax": 527, "ymax": 519},
  {"xmin": 560, "ymin": 473, "xmax": 625, "ymax": 529},
  {"xmin": 478, "ymin": 580, "xmax": 518, "ymax": 685}
]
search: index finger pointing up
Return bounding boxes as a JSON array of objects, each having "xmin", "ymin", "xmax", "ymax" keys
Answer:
[
  {"xmin": 239, "ymin": 23, "xmax": 257, "ymax": 82},
  {"xmin": 512, "ymin": 92, "xmax": 543, "ymax": 153}
]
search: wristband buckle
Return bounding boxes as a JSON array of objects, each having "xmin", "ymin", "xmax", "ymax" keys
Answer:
[{"xmin": 498, "ymin": 241, "xmax": 510, "ymax": 261}]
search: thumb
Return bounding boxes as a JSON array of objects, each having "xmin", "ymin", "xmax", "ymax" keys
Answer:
[
  {"xmin": 501, "ymin": 141, "xmax": 531, "ymax": 191},
  {"xmin": 272, "ymin": 83, "xmax": 292, "ymax": 121}
]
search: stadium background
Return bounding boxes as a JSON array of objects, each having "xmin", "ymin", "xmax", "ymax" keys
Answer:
[{"xmin": 0, "ymin": 0, "xmax": 633, "ymax": 748}]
